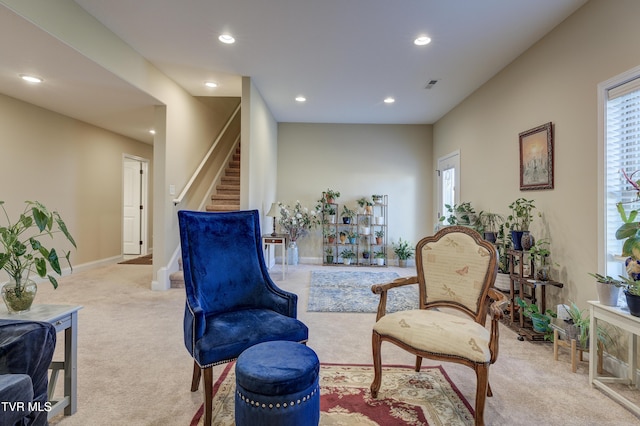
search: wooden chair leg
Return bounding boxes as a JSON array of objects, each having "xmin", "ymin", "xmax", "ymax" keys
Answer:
[
  {"xmin": 191, "ymin": 361, "xmax": 201, "ymax": 392},
  {"xmin": 474, "ymin": 365, "xmax": 489, "ymax": 426},
  {"xmin": 370, "ymin": 332, "xmax": 382, "ymax": 398},
  {"xmin": 415, "ymin": 356, "xmax": 423, "ymax": 372},
  {"xmin": 203, "ymin": 367, "xmax": 213, "ymax": 426}
]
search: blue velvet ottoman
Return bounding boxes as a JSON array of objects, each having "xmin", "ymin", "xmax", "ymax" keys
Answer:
[{"xmin": 235, "ymin": 341, "xmax": 320, "ymax": 426}]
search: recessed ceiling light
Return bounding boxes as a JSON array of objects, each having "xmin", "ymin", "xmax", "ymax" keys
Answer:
[
  {"xmin": 19, "ymin": 74, "xmax": 43, "ymax": 83},
  {"xmin": 295, "ymin": 96, "xmax": 306, "ymax": 102},
  {"xmin": 149, "ymin": 129, "xmax": 156, "ymax": 135},
  {"xmin": 218, "ymin": 34, "xmax": 235, "ymax": 44},
  {"xmin": 384, "ymin": 97, "xmax": 395, "ymax": 104},
  {"xmin": 414, "ymin": 36, "xmax": 431, "ymax": 46},
  {"xmin": 205, "ymin": 81, "xmax": 218, "ymax": 88}
]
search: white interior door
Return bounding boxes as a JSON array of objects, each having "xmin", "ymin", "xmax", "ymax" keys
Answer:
[
  {"xmin": 437, "ymin": 150, "xmax": 460, "ymax": 222},
  {"xmin": 123, "ymin": 158, "xmax": 142, "ymax": 255}
]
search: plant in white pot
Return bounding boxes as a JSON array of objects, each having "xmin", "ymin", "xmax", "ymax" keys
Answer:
[
  {"xmin": 588, "ymin": 273, "xmax": 624, "ymax": 307},
  {"xmin": 0, "ymin": 201, "xmax": 76, "ymax": 313}
]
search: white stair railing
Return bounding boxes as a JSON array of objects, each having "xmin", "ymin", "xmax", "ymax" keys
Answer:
[{"xmin": 173, "ymin": 103, "xmax": 241, "ymax": 205}]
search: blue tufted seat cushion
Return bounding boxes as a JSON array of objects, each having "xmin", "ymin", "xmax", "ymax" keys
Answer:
[
  {"xmin": 236, "ymin": 341, "xmax": 319, "ymax": 396},
  {"xmin": 191, "ymin": 309, "xmax": 309, "ymax": 367}
]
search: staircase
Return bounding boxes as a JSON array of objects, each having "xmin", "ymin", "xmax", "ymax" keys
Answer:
[
  {"xmin": 205, "ymin": 144, "xmax": 240, "ymax": 212},
  {"xmin": 171, "ymin": 144, "xmax": 241, "ymax": 289}
]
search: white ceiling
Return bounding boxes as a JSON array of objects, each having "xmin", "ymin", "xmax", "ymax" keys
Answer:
[{"xmin": 0, "ymin": 0, "xmax": 588, "ymax": 144}]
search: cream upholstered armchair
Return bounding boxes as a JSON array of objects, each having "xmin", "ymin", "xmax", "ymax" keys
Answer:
[{"xmin": 370, "ymin": 226, "xmax": 507, "ymax": 426}]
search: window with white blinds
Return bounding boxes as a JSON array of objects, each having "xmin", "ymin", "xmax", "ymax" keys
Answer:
[{"xmin": 605, "ymin": 76, "xmax": 640, "ymax": 275}]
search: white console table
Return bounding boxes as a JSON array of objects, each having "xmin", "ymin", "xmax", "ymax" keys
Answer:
[
  {"xmin": 588, "ymin": 300, "xmax": 640, "ymax": 416},
  {"xmin": 0, "ymin": 304, "xmax": 82, "ymax": 419}
]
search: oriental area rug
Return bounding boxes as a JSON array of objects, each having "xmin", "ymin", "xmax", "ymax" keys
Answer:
[
  {"xmin": 307, "ymin": 270, "xmax": 419, "ymax": 313},
  {"xmin": 190, "ymin": 363, "xmax": 474, "ymax": 426}
]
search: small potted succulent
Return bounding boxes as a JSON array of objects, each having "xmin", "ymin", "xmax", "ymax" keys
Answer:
[
  {"xmin": 375, "ymin": 229, "xmax": 384, "ymax": 245},
  {"xmin": 0, "ymin": 201, "xmax": 76, "ymax": 313},
  {"xmin": 374, "ymin": 249, "xmax": 385, "ymax": 266},
  {"xmin": 357, "ymin": 197, "xmax": 373, "ymax": 214}
]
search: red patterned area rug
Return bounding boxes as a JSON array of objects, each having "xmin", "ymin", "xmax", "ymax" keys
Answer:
[{"xmin": 190, "ymin": 363, "xmax": 474, "ymax": 425}]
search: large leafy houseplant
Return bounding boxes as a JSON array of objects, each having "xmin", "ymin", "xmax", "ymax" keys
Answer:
[{"xmin": 0, "ymin": 201, "xmax": 76, "ymax": 313}]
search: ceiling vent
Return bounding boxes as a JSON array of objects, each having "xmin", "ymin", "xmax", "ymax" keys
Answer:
[{"xmin": 424, "ymin": 79, "xmax": 439, "ymax": 89}]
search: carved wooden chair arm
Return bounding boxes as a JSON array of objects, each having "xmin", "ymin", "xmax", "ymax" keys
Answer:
[
  {"xmin": 487, "ymin": 287, "xmax": 508, "ymax": 320},
  {"xmin": 487, "ymin": 287, "xmax": 508, "ymax": 364},
  {"xmin": 371, "ymin": 276, "xmax": 419, "ymax": 321}
]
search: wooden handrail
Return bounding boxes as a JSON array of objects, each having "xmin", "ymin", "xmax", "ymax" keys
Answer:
[{"xmin": 173, "ymin": 103, "xmax": 241, "ymax": 205}]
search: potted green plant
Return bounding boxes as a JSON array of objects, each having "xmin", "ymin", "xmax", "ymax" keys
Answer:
[
  {"xmin": 325, "ymin": 247, "xmax": 334, "ymax": 264},
  {"xmin": 375, "ymin": 229, "xmax": 384, "ymax": 245},
  {"xmin": 324, "ymin": 189, "xmax": 340, "ymax": 204},
  {"xmin": 362, "ymin": 250, "xmax": 370, "ymax": 261},
  {"xmin": 612, "ymin": 169, "xmax": 640, "ymax": 313},
  {"xmin": 508, "ymin": 198, "xmax": 536, "ymax": 250},
  {"xmin": 494, "ymin": 223, "xmax": 513, "ymax": 291},
  {"xmin": 528, "ymin": 239, "xmax": 556, "ymax": 281},
  {"xmin": 323, "ymin": 228, "xmax": 336, "ymax": 244},
  {"xmin": 347, "ymin": 230, "xmax": 359, "ymax": 244},
  {"xmin": 478, "ymin": 211, "xmax": 504, "ymax": 243},
  {"xmin": 372, "ymin": 194, "xmax": 383, "ymax": 204},
  {"xmin": 392, "ymin": 238, "xmax": 414, "ymax": 267},
  {"xmin": 516, "ymin": 297, "xmax": 557, "ymax": 339},
  {"xmin": 0, "ymin": 201, "xmax": 76, "ymax": 313},
  {"xmin": 325, "ymin": 205, "xmax": 337, "ymax": 224},
  {"xmin": 341, "ymin": 205, "xmax": 356, "ymax": 224},
  {"xmin": 561, "ymin": 302, "xmax": 611, "ymax": 350},
  {"xmin": 374, "ymin": 249, "xmax": 385, "ymax": 266},
  {"xmin": 359, "ymin": 216, "xmax": 370, "ymax": 236},
  {"xmin": 340, "ymin": 248, "xmax": 356, "ymax": 265},
  {"xmin": 589, "ymin": 273, "xmax": 624, "ymax": 307},
  {"xmin": 357, "ymin": 197, "xmax": 373, "ymax": 214}
]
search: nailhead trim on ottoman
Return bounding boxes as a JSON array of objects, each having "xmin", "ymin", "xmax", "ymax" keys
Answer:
[{"xmin": 235, "ymin": 341, "xmax": 320, "ymax": 426}]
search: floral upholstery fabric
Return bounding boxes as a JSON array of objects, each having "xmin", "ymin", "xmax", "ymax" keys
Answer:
[
  {"xmin": 373, "ymin": 309, "xmax": 491, "ymax": 363},
  {"xmin": 420, "ymin": 233, "xmax": 492, "ymax": 312}
]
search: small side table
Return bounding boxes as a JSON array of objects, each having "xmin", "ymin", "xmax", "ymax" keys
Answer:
[
  {"xmin": 0, "ymin": 304, "xmax": 82, "ymax": 419},
  {"xmin": 589, "ymin": 301, "xmax": 640, "ymax": 417},
  {"xmin": 262, "ymin": 234, "xmax": 288, "ymax": 280}
]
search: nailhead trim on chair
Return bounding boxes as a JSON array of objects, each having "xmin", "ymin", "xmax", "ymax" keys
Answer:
[{"xmin": 236, "ymin": 385, "xmax": 319, "ymax": 410}]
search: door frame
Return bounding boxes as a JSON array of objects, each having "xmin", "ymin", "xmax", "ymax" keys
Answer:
[
  {"xmin": 436, "ymin": 150, "xmax": 460, "ymax": 222},
  {"xmin": 122, "ymin": 154, "xmax": 149, "ymax": 256}
]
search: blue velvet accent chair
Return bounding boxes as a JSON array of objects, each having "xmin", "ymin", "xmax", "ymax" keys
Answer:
[
  {"xmin": 0, "ymin": 319, "xmax": 57, "ymax": 426},
  {"xmin": 177, "ymin": 209, "xmax": 309, "ymax": 426}
]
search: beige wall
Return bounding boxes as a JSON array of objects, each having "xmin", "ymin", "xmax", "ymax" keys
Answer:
[
  {"xmin": 241, "ymin": 77, "xmax": 279, "ymax": 229},
  {"xmin": 0, "ymin": 93, "xmax": 153, "ymax": 271},
  {"xmin": 2, "ymin": 0, "xmax": 240, "ymax": 288},
  {"xmin": 277, "ymin": 123, "xmax": 432, "ymax": 261},
  {"xmin": 433, "ymin": 0, "xmax": 640, "ymax": 309}
]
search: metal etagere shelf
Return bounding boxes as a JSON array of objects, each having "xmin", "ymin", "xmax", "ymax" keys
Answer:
[{"xmin": 321, "ymin": 194, "xmax": 387, "ymax": 266}]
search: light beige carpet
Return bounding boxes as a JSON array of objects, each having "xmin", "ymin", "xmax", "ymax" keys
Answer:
[{"xmin": 41, "ymin": 262, "xmax": 640, "ymax": 425}]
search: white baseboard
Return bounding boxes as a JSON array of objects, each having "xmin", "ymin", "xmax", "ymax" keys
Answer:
[{"xmin": 603, "ymin": 352, "xmax": 640, "ymax": 389}]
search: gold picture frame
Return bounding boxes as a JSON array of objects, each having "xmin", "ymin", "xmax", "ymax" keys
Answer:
[{"xmin": 519, "ymin": 122, "xmax": 553, "ymax": 190}]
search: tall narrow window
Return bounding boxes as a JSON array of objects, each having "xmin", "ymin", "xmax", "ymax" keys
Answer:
[{"xmin": 604, "ymin": 76, "xmax": 640, "ymax": 277}]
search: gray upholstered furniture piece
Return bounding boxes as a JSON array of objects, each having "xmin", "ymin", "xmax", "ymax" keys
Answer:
[{"xmin": 0, "ymin": 319, "xmax": 56, "ymax": 426}]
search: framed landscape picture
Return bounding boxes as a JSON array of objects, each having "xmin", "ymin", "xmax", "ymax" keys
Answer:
[{"xmin": 519, "ymin": 122, "xmax": 553, "ymax": 190}]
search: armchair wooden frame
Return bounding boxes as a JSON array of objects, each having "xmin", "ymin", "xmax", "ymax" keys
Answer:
[{"xmin": 370, "ymin": 226, "xmax": 508, "ymax": 426}]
